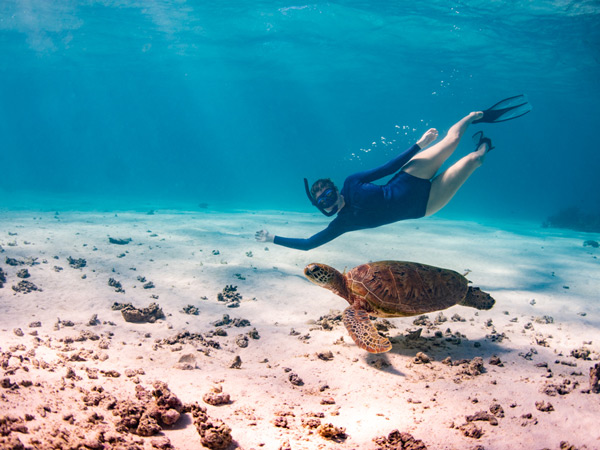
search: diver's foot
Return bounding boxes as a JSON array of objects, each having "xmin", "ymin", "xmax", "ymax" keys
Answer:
[
  {"xmin": 470, "ymin": 143, "xmax": 489, "ymax": 166},
  {"xmin": 469, "ymin": 111, "xmax": 484, "ymax": 123},
  {"xmin": 472, "ymin": 131, "xmax": 494, "ymax": 158},
  {"xmin": 476, "ymin": 142, "xmax": 490, "ymax": 156}
]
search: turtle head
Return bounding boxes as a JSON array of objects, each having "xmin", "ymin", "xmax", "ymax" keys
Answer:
[
  {"xmin": 304, "ymin": 263, "xmax": 337, "ymax": 286},
  {"xmin": 304, "ymin": 263, "xmax": 349, "ymax": 301}
]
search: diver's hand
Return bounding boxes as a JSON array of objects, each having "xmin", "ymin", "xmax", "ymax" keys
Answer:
[
  {"xmin": 416, "ymin": 128, "xmax": 438, "ymax": 149},
  {"xmin": 255, "ymin": 229, "xmax": 274, "ymax": 243}
]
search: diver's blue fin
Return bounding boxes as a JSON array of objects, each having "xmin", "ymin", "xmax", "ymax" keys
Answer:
[{"xmin": 473, "ymin": 94, "xmax": 532, "ymax": 124}]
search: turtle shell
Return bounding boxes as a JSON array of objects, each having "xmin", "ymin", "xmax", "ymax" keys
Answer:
[{"xmin": 346, "ymin": 260, "xmax": 468, "ymax": 317}]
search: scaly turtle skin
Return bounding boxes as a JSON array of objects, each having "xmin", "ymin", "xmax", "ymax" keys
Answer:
[{"xmin": 304, "ymin": 260, "xmax": 495, "ymax": 353}]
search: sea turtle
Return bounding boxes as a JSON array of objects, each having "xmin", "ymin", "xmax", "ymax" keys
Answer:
[{"xmin": 304, "ymin": 260, "xmax": 495, "ymax": 353}]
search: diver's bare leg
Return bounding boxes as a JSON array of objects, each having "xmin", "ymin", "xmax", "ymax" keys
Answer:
[
  {"xmin": 424, "ymin": 140, "xmax": 489, "ymax": 216},
  {"xmin": 402, "ymin": 111, "xmax": 483, "ymax": 180}
]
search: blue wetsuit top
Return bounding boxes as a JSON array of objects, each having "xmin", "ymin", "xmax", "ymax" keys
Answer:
[{"xmin": 274, "ymin": 144, "xmax": 432, "ymax": 251}]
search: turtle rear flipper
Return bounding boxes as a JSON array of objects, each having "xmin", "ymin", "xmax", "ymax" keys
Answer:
[
  {"xmin": 459, "ymin": 287, "xmax": 495, "ymax": 310},
  {"xmin": 342, "ymin": 306, "xmax": 392, "ymax": 353}
]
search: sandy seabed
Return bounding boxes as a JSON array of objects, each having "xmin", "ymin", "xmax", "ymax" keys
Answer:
[{"xmin": 0, "ymin": 208, "xmax": 599, "ymax": 450}]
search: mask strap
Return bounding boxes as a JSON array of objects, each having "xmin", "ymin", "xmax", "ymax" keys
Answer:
[{"xmin": 304, "ymin": 178, "xmax": 317, "ymax": 206}]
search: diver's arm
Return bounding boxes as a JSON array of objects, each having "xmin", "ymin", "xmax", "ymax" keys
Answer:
[
  {"xmin": 349, "ymin": 144, "xmax": 421, "ymax": 184},
  {"xmin": 271, "ymin": 222, "xmax": 346, "ymax": 251},
  {"xmin": 350, "ymin": 129, "xmax": 438, "ymax": 184}
]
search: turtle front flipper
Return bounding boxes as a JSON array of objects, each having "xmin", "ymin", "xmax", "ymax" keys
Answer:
[{"xmin": 342, "ymin": 306, "xmax": 392, "ymax": 353}]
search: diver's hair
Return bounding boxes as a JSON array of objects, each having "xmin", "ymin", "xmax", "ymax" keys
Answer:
[{"xmin": 310, "ymin": 178, "xmax": 336, "ymax": 200}]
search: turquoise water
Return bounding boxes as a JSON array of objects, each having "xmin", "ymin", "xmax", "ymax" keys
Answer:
[{"xmin": 1, "ymin": 1, "xmax": 599, "ymax": 221}]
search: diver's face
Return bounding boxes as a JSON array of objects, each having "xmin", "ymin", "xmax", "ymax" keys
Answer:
[{"xmin": 315, "ymin": 187, "xmax": 338, "ymax": 213}]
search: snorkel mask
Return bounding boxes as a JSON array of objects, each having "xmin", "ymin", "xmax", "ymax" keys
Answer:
[{"xmin": 304, "ymin": 178, "xmax": 339, "ymax": 217}]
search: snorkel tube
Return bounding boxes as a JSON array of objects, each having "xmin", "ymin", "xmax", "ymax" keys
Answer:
[{"xmin": 304, "ymin": 178, "xmax": 338, "ymax": 217}]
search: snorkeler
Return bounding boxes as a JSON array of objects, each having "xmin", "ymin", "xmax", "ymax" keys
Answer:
[{"xmin": 256, "ymin": 95, "xmax": 531, "ymax": 251}]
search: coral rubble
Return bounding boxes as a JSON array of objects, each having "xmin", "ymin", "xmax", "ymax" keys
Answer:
[{"xmin": 112, "ymin": 302, "xmax": 165, "ymax": 323}]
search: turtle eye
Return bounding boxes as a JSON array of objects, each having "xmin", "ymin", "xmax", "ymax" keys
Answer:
[
  {"xmin": 305, "ymin": 265, "xmax": 324, "ymax": 282},
  {"xmin": 305, "ymin": 265, "xmax": 319, "ymax": 279}
]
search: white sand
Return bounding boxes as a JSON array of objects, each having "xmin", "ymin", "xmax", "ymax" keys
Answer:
[{"xmin": 0, "ymin": 209, "xmax": 599, "ymax": 449}]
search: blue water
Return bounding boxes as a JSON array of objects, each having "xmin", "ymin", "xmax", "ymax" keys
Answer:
[{"xmin": 1, "ymin": 1, "xmax": 599, "ymax": 222}]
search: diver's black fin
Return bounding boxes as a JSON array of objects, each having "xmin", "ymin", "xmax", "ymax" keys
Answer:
[
  {"xmin": 473, "ymin": 94, "xmax": 532, "ymax": 124},
  {"xmin": 472, "ymin": 131, "xmax": 494, "ymax": 152}
]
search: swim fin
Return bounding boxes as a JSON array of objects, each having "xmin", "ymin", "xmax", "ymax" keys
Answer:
[
  {"xmin": 472, "ymin": 131, "xmax": 494, "ymax": 152},
  {"xmin": 473, "ymin": 94, "xmax": 532, "ymax": 124}
]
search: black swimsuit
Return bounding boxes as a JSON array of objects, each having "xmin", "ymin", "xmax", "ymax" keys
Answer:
[{"xmin": 274, "ymin": 144, "xmax": 431, "ymax": 251}]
